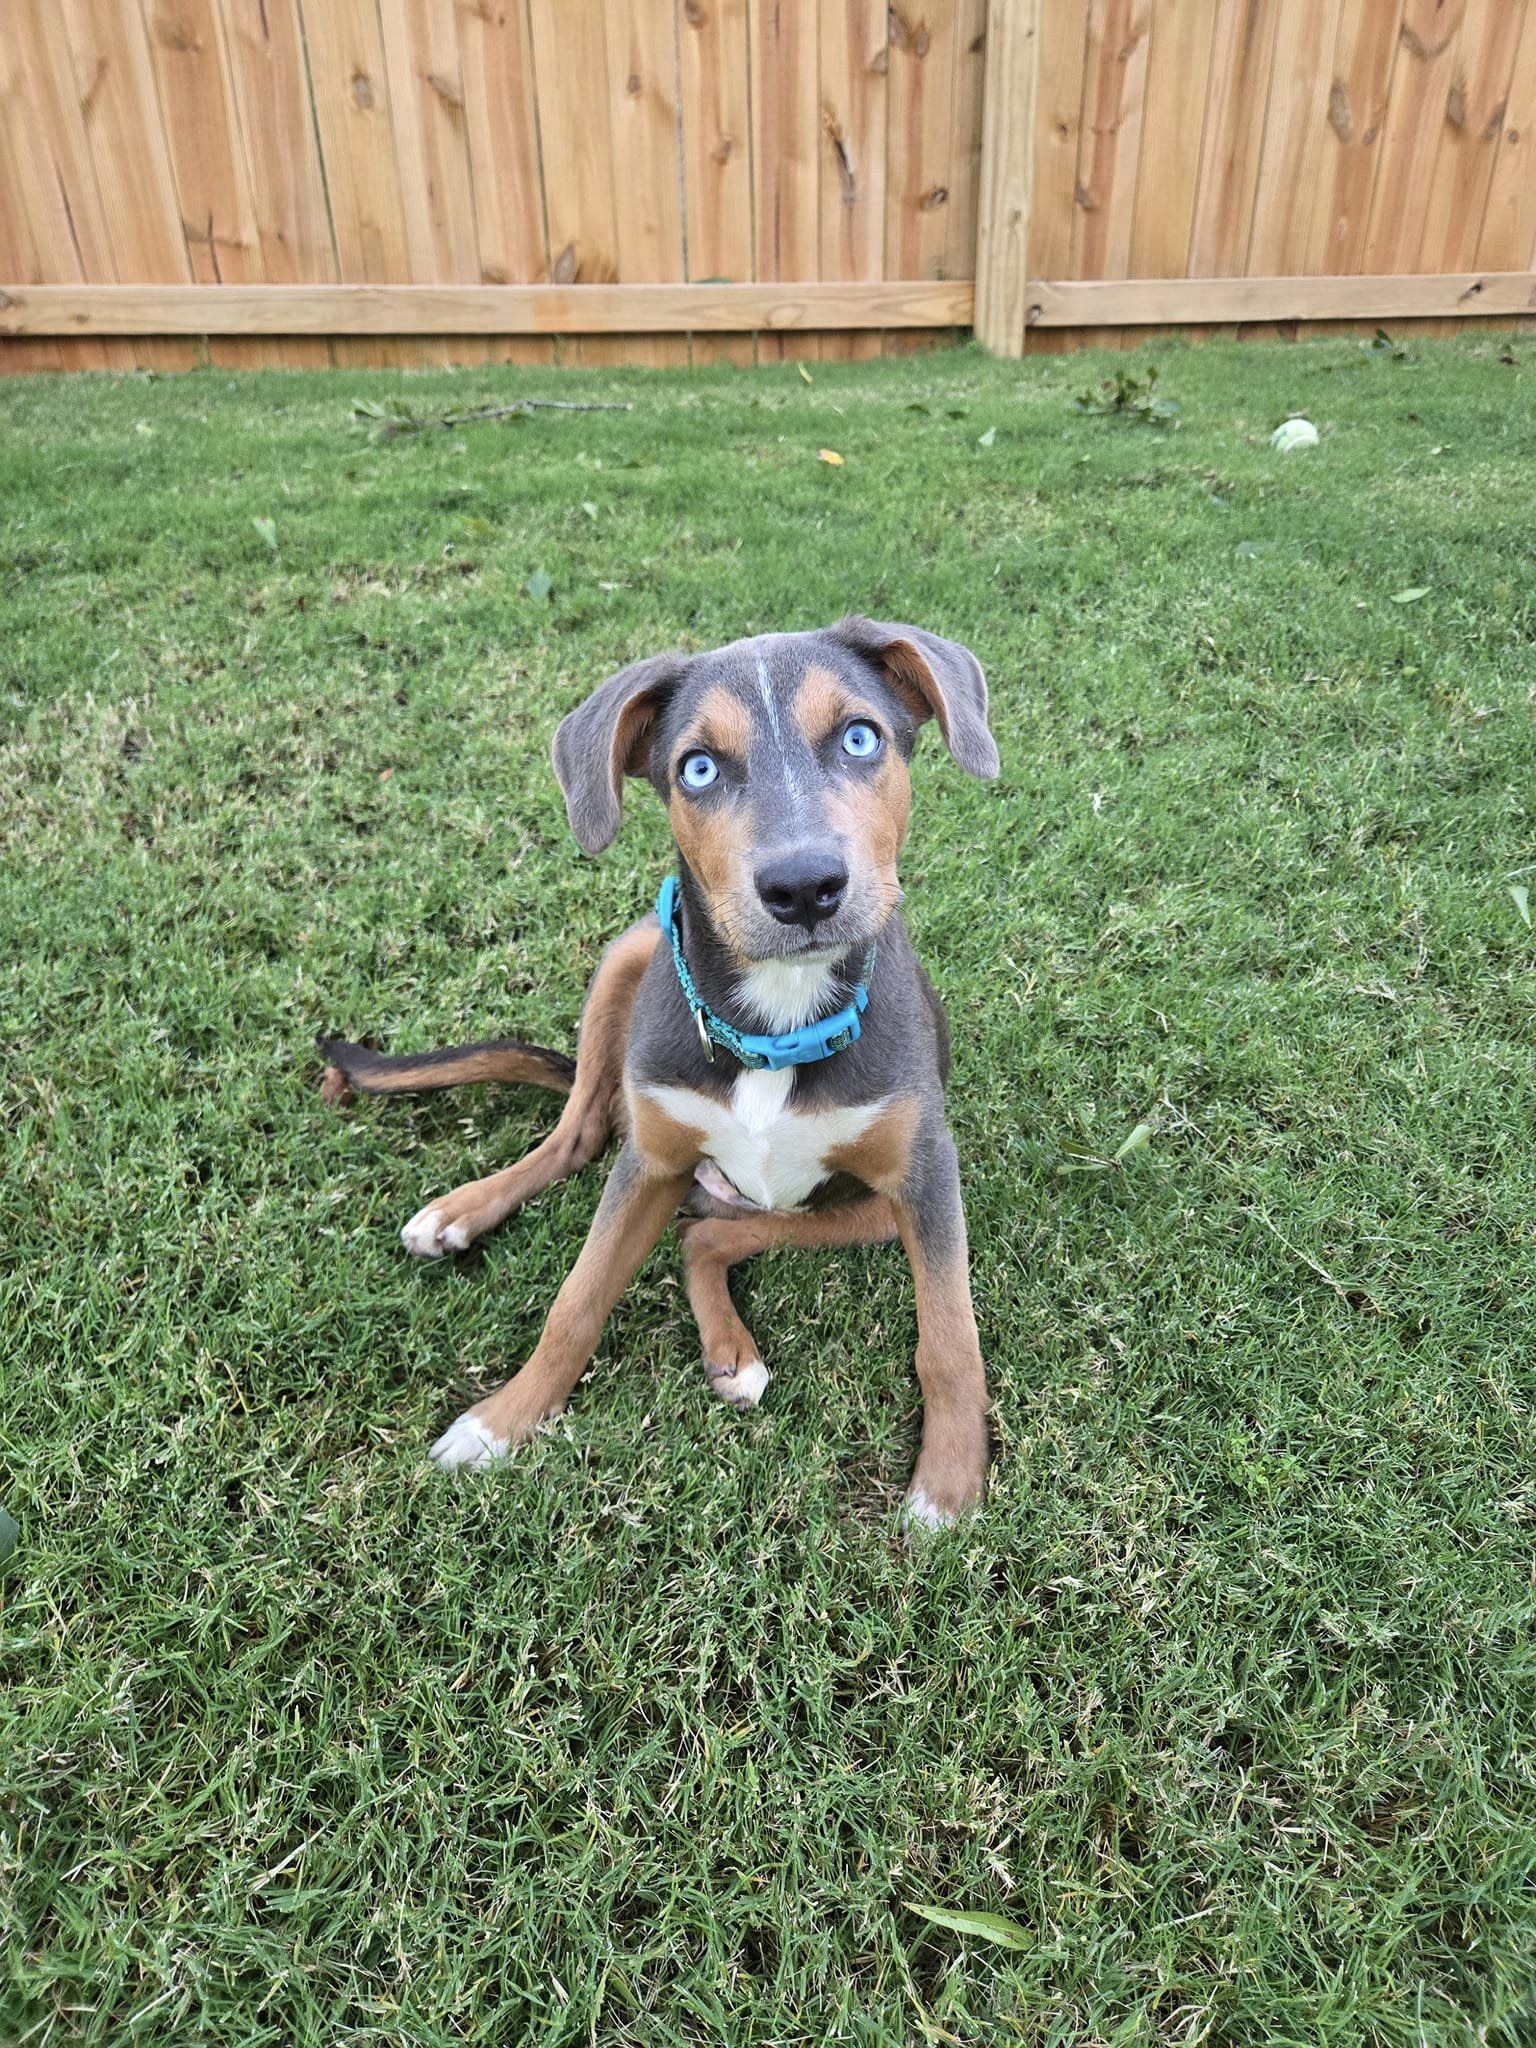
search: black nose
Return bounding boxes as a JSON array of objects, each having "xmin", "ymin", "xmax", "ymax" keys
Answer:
[{"xmin": 755, "ymin": 850, "xmax": 849, "ymax": 928}]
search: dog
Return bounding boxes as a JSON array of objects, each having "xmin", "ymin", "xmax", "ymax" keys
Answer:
[{"xmin": 321, "ymin": 617, "xmax": 999, "ymax": 1527}]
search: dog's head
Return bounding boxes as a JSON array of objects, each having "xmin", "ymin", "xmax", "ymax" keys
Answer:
[{"xmin": 552, "ymin": 618, "xmax": 997, "ymax": 964}]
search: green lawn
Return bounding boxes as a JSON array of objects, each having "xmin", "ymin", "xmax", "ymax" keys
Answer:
[{"xmin": 3, "ymin": 337, "xmax": 1535, "ymax": 2047}]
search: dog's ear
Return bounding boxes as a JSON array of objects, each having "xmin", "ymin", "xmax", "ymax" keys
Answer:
[
  {"xmin": 551, "ymin": 652, "xmax": 691, "ymax": 853},
  {"xmin": 830, "ymin": 616, "xmax": 999, "ymax": 778}
]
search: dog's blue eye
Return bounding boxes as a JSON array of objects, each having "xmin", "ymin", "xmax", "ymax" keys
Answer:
[
  {"xmin": 841, "ymin": 721, "xmax": 881, "ymax": 759},
  {"xmin": 679, "ymin": 751, "xmax": 719, "ymax": 790}
]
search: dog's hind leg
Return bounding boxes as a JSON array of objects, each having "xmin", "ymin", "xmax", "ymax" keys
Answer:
[
  {"xmin": 399, "ymin": 920, "xmax": 660, "ymax": 1259},
  {"xmin": 679, "ymin": 1198, "xmax": 899, "ymax": 1407}
]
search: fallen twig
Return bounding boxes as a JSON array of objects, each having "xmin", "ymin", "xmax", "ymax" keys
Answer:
[{"xmin": 352, "ymin": 396, "xmax": 632, "ymax": 440}]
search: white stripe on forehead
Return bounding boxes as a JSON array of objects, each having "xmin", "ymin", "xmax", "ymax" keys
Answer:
[
  {"xmin": 754, "ymin": 653, "xmax": 787, "ymax": 746},
  {"xmin": 756, "ymin": 653, "xmax": 804, "ymax": 803}
]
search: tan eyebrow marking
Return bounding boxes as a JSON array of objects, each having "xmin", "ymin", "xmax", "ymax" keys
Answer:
[
  {"xmin": 677, "ymin": 684, "xmax": 754, "ymax": 761},
  {"xmin": 792, "ymin": 664, "xmax": 861, "ymax": 747}
]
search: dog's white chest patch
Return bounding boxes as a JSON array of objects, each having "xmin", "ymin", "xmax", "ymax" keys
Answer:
[{"xmin": 646, "ymin": 1072, "xmax": 885, "ymax": 1212}]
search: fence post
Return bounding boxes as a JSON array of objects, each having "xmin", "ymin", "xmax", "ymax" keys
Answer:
[{"xmin": 974, "ymin": 0, "xmax": 1041, "ymax": 357}]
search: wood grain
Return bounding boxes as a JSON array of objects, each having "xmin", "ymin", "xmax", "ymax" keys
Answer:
[
  {"xmin": 1476, "ymin": 2, "xmax": 1536, "ymax": 280},
  {"xmin": 217, "ymin": 0, "xmax": 334, "ymax": 364},
  {"xmin": 749, "ymin": 0, "xmax": 821, "ymax": 362},
  {"xmin": 1187, "ymin": 0, "xmax": 1282, "ymax": 278},
  {"xmin": 454, "ymin": 0, "xmax": 551, "ymax": 366},
  {"xmin": 526, "ymin": 0, "xmax": 621, "ymax": 365},
  {"xmin": 1306, "ymin": 0, "xmax": 1407, "ymax": 277},
  {"xmin": 1128, "ymin": 0, "xmax": 1217, "ymax": 281},
  {"xmin": 678, "ymin": 0, "xmax": 756, "ymax": 365},
  {"xmin": 1022, "ymin": 0, "xmax": 1088, "ymax": 355},
  {"xmin": 60, "ymin": 0, "xmax": 200, "ymax": 367},
  {"xmin": 819, "ymin": 0, "xmax": 889, "ymax": 361},
  {"xmin": 1361, "ymin": 0, "xmax": 1470, "ymax": 275},
  {"xmin": 599, "ymin": 0, "xmax": 687, "ymax": 368}
]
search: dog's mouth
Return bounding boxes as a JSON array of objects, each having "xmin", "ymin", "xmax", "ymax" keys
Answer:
[
  {"xmin": 713, "ymin": 877, "xmax": 900, "ymax": 970},
  {"xmin": 740, "ymin": 925, "xmax": 871, "ymax": 968}
]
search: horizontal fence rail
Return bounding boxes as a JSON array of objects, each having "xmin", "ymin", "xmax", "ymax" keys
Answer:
[
  {"xmin": 1025, "ymin": 273, "xmax": 1536, "ymax": 329},
  {"xmin": 0, "ymin": 281, "xmax": 976, "ymax": 336}
]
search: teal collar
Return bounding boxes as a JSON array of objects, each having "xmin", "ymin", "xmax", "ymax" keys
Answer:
[{"xmin": 656, "ymin": 874, "xmax": 874, "ymax": 1071}]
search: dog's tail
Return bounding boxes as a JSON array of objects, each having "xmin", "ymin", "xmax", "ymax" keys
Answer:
[{"xmin": 318, "ymin": 1035, "xmax": 576, "ymax": 1105}]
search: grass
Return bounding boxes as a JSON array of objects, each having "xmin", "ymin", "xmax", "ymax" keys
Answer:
[{"xmin": 2, "ymin": 334, "xmax": 1535, "ymax": 2047}]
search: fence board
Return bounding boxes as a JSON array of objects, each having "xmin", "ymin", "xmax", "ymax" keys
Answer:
[
  {"xmin": 60, "ymin": 0, "xmax": 200, "ymax": 367},
  {"xmin": 1, "ymin": 6, "xmax": 131, "ymax": 368},
  {"xmin": 1476, "ymin": 1, "xmax": 1536, "ymax": 285},
  {"xmin": 1069, "ymin": 0, "xmax": 1151, "ymax": 349},
  {"xmin": 1072, "ymin": 0, "xmax": 1150, "ymax": 280},
  {"xmin": 378, "ymin": 0, "xmax": 479, "ymax": 283},
  {"xmin": 819, "ymin": 0, "xmax": 889, "ymax": 361},
  {"xmin": 142, "ymin": 0, "xmax": 278, "ymax": 368},
  {"xmin": 1362, "ymin": 0, "xmax": 1468, "ymax": 275},
  {"xmin": 1304, "ymin": 0, "xmax": 1405, "ymax": 281},
  {"xmin": 1188, "ymin": 0, "xmax": 1282, "ymax": 278},
  {"xmin": 1128, "ymin": 0, "xmax": 1217, "ymax": 282},
  {"xmin": 974, "ymin": 0, "xmax": 1041, "ymax": 356},
  {"xmin": 526, "ymin": 0, "xmax": 622, "ymax": 364},
  {"xmin": 291, "ymin": 0, "xmax": 409, "ymax": 283},
  {"xmin": 1021, "ymin": 0, "xmax": 1088, "ymax": 354},
  {"xmin": 600, "ymin": 0, "xmax": 687, "ymax": 369},
  {"xmin": 1417, "ymin": 0, "xmax": 1527, "ymax": 270},
  {"xmin": 886, "ymin": 1, "xmax": 959, "ymax": 283},
  {"xmin": 0, "ymin": 38, "xmax": 62, "ymax": 371},
  {"xmin": 217, "ymin": 0, "xmax": 333, "ymax": 364},
  {"xmin": 679, "ymin": 0, "xmax": 756, "ymax": 365},
  {"xmin": 944, "ymin": 0, "xmax": 989, "ymax": 287},
  {"xmin": 882, "ymin": 0, "xmax": 957, "ymax": 357},
  {"xmin": 750, "ymin": 0, "xmax": 820, "ymax": 362},
  {"xmin": 1424, "ymin": 0, "xmax": 1528, "ymax": 335},
  {"xmin": 141, "ymin": 1, "xmax": 262, "ymax": 284},
  {"xmin": 1247, "ymin": 0, "xmax": 1342, "ymax": 275},
  {"xmin": 383, "ymin": 0, "xmax": 488, "ymax": 364},
  {"xmin": 454, "ymin": 0, "xmax": 552, "ymax": 367},
  {"xmin": 294, "ymin": 0, "xmax": 411, "ymax": 366},
  {"xmin": 219, "ymin": 0, "xmax": 334, "ymax": 281}
]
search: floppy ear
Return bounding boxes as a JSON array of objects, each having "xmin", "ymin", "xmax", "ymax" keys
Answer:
[
  {"xmin": 551, "ymin": 651, "xmax": 691, "ymax": 854},
  {"xmin": 831, "ymin": 615, "xmax": 999, "ymax": 778}
]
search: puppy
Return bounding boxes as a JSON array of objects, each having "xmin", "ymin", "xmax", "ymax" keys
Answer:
[{"xmin": 322, "ymin": 617, "xmax": 999, "ymax": 1527}]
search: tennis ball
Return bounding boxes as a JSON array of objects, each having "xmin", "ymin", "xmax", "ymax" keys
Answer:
[{"xmin": 1271, "ymin": 417, "xmax": 1320, "ymax": 453}]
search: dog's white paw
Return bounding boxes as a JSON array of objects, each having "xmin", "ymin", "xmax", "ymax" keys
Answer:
[
  {"xmin": 900, "ymin": 1488, "xmax": 956, "ymax": 1535},
  {"xmin": 706, "ymin": 1356, "xmax": 771, "ymax": 1408},
  {"xmin": 401, "ymin": 1206, "xmax": 472, "ymax": 1259},
  {"xmin": 428, "ymin": 1413, "xmax": 508, "ymax": 1472}
]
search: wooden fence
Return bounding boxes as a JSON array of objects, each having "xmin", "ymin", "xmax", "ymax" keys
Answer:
[
  {"xmin": 1, "ymin": 1, "xmax": 1534, "ymax": 373},
  {"xmin": 980, "ymin": 0, "xmax": 1536, "ymax": 353}
]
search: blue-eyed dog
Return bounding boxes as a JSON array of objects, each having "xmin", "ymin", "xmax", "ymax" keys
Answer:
[{"xmin": 321, "ymin": 618, "xmax": 999, "ymax": 1527}]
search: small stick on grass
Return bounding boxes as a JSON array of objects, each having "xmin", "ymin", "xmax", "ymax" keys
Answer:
[{"xmin": 353, "ymin": 397, "xmax": 633, "ymax": 440}]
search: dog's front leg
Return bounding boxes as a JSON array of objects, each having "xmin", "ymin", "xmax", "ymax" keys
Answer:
[
  {"xmin": 430, "ymin": 1138, "xmax": 694, "ymax": 1470},
  {"xmin": 893, "ymin": 1128, "xmax": 991, "ymax": 1530}
]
